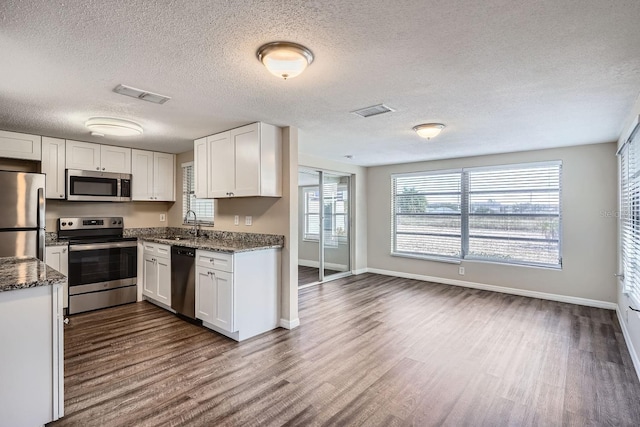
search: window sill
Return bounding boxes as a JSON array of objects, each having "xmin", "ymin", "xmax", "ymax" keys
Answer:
[
  {"xmin": 391, "ymin": 252, "xmax": 461, "ymax": 265},
  {"xmin": 183, "ymin": 222, "xmax": 214, "ymax": 227}
]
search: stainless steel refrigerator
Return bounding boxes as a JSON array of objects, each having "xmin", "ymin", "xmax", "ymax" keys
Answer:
[{"xmin": 0, "ymin": 170, "xmax": 46, "ymax": 260}]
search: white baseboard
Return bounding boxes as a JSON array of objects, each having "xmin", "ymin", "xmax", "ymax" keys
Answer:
[
  {"xmin": 353, "ymin": 268, "xmax": 368, "ymax": 275},
  {"xmin": 616, "ymin": 306, "xmax": 640, "ymax": 381},
  {"xmin": 280, "ymin": 318, "xmax": 300, "ymax": 329},
  {"xmin": 298, "ymin": 259, "xmax": 318, "ymax": 268},
  {"xmin": 366, "ymin": 268, "xmax": 617, "ymax": 310},
  {"xmin": 298, "ymin": 259, "xmax": 348, "ymax": 271}
]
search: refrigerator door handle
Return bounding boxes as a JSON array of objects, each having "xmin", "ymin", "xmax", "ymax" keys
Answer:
[{"xmin": 37, "ymin": 187, "xmax": 46, "ymax": 261}]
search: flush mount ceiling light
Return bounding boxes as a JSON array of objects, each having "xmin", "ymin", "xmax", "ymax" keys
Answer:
[
  {"xmin": 85, "ymin": 117, "xmax": 143, "ymax": 137},
  {"xmin": 413, "ymin": 123, "xmax": 446, "ymax": 139},
  {"xmin": 256, "ymin": 41, "xmax": 314, "ymax": 80}
]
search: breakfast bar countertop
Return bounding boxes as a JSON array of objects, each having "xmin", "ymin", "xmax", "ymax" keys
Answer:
[{"xmin": 0, "ymin": 257, "xmax": 67, "ymax": 292}]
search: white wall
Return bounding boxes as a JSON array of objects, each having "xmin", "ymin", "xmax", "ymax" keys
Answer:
[
  {"xmin": 298, "ymin": 153, "xmax": 368, "ymax": 273},
  {"xmin": 367, "ymin": 143, "xmax": 618, "ymax": 304},
  {"xmin": 617, "ymin": 93, "xmax": 640, "ymax": 375}
]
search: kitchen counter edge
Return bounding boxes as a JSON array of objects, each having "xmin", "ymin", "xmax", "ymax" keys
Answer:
[{"xmin": 0, "ymin": 257, "xmax": 67, "ymax": 292}]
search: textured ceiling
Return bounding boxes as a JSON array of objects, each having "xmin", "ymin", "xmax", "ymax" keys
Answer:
[{"xmin": 1, "ymin": 0, "xmax": 639, "ymax": 166}]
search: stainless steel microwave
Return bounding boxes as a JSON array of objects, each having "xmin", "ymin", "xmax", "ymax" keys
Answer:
[{"xmin": 66, "ymin": 169, "xmax": 132, "ymax": 202}]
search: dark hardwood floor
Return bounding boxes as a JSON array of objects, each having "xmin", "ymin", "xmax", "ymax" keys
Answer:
[
  {"xmin": 50, "ymin": 273, "xmax": 640, "ymax": 426},
  {"xmin": 298, "ymin": 265, "xmax": 341, "ymax": 286}
]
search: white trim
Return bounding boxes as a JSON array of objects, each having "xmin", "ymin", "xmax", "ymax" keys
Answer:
[
  {"xmin": 280, "ymin": 318, "xmax": 300, "ymax": 329},
  {"xmin": 616, "ymin": 305, "xmax": 640, "ymax": 381},
  {"xmin": 353, "ymin": 268, "xmax": 368, "ymax": 275},
  {"xmin": 366, "ymin": 268, "xmax": 617, "ymax": 310}
]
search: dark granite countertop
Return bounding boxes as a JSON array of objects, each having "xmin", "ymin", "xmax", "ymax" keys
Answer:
[
  {"xmin": 45, "ymin": 232, "xmax": 68, "ymax": 247},
  {"xmin": 130, "ymin": 228, "xmax": 284, "ymax": 253},
  {"xmin": 138, "ymin": 235, "xmax": 283, "ymax": 253},
  {"xmin": 0, "ymin": 257, "xmax": 67, "ymax": 292}
]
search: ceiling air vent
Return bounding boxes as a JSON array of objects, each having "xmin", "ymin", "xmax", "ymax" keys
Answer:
[
  {"xmin": 351, "ymin": 104, "xmax": 395, "ymax": 118},
  {"xmin": 113, "ymin": 84, "xmax": 171, "ymax": 104}
]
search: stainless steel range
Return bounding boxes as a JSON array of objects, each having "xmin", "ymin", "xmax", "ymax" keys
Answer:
[{"xmin": 58, "ymin": 217, "xmax": 137, "ymax": 314}]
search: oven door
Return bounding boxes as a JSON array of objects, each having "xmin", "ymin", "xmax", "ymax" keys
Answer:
[
  {"xmin": 66, "ymin": 169, "xmax": 123, "ymax": 201},
  {"xmin": 68, "ymin": 241, "xmax": 137, "ymax": 294}
]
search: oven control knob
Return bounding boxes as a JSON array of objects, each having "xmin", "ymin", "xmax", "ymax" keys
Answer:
[
  {"xmin": 68, "ymin": 221, "xmax": 73, "ymax": 226},
  {"xmin": 112, "ymin": 220, "xmax": 117, "ymax": 225},
  {"xmin": 118, "ymin": 220, "xmax": 122, "ymax": 225},
  {"xmin": 61, "ymin": 222, "xmax": 67, "ymax": 226}
]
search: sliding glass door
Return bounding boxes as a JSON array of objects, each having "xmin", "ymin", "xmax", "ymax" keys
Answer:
[{"xmin": 298, "ymin": 168, "xmax": 352, "ymax": 286}]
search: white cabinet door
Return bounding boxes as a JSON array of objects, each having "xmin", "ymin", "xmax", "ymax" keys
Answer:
[
  {"xmin": 100, "ymin": 145, "xmax": 131, "ymax": 173},
  {"xmin": 153, "ymin": 152, "xmax": 175, "ymax": 201},
  {"xmin": 156, "ymin": 256, "xmax": 171, "ymax": 304},
  {"xmin": 231, "ymin": 123, "xmax": 260, "ymax": 197},
  {"xmin": 193, "ymin": 137, "xmax": 208, "ymax": 199},
  {"xmin": 41, "ymin": 137, "xmax": 66, "ymax": 199},
  {"xmin": 0, "ymin": 130, "xmax": 41, "ymax": 160},
  {"xmin": 212, "ymin": 270, "xmax": 234, "ymax": 332},
  {"xmin": 207, "ymin": 131, "xmax": 233, "ymax": 198},
  {"xmin": 131, "ymin": 149, "xmax": 154, "ymax": 201},
  {"xmin": 195, "ymin": 266, "xmax": 215, "ymax": 323},
  {"xmin": 66, "ymin": 140, "xmax": 101, "ymax": 171},
  {"xmin": 142, "ymin": 253, "xmax": 157, "ymax": 298},
  {"xmin": 45, "ymin": 246, "xmax": 68, "ymax": 309}
]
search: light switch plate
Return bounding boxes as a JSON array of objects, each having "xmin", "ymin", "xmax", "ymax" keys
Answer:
[
  {"xmin": 160, "ymin": 214, "xmax": 166, "ymax": 222},
  {"xmin": 245, "ymin": 216, "xmax": 252, "ymax": 226}
]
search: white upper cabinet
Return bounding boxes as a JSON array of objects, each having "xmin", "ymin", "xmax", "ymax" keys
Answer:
[
  {"xmin": 100, "ymin": 145, "xmax": 131, "ymax": 173},
  {"xmin": 65, "ymin": 140, "xmax": 131, "ymax": 173},
  {"xmin": 131, "ymin": 149, "xmax": 175, "ymax": 201},
  {"xmin": 0, "ymin": 130, "xmax": 41, "ymax": 161},
  {"xmin": 65, "ymin": 140, "xmax": 100, "ymax": 170},
  {"xmin": 153, "ymin": 152, "xmax": 175, "ymax": 201},
  {"xmin": 207, "ymin": 131, "xmax": 233, "ymax": 198},
  {"xmin": 193, "ymin": 137, "xmax": 208, "ymax": 199},
  {"xmin": 194, "ymin": 122, "xmax": 282, "ymax": 199},
  {"xmin": 41, "ymin": 137, "xmax": 66, "ymax": 199}
]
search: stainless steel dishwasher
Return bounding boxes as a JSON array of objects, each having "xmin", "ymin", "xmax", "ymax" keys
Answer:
[{"xmin": 171, "ymin": 246, "xmax": 196, "ymax": 320}]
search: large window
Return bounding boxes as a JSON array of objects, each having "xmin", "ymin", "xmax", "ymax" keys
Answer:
[
  {"xmin": 620, "ymin": 125, "xmax": 640, "ymax": 305},
  {"xmin": 303, "ymin": 183, "xmax": 348, "ymax": 245},
  {"xmin": 392, "ymin": 161, "xmax": 562, "ymax": 268},
  {"xmin": 182, "ymin": 163, "xmax": 214, "ymax": 224}
]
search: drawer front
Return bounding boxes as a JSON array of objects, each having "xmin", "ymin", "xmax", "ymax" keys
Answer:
[
  {"xmin": 196, "ymin": 250, "xmax": 233, "ymax": 272},
  {"xmin": 143, "ymin": 242, "xmax": 171, "ymax": 257}
]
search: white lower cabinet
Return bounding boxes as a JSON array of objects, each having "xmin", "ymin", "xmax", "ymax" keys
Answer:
[
  {"xmin": 142, "ymin": 243, "xmax": 171, "ymax": 306},
  {"xmin": 195, "ymin": 248, "xmax": 280, "ymax": 341},
  {"xmin": 0, "ymin": 283, "xmax": 64, "ymax": 426},
  {"xmin": 45, "ymin": 245, "xmax": 69, "ymax": 309}
]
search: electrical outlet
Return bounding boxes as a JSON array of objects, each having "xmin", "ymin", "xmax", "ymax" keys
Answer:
[
  {"xmin": 234, "ymin": 215, "xmax": 239, "ymax": 226},
  {"xmin": 245, "ymin": 216, "xmax": 252, "ymax": 226},
  {"xmin": 159, "ymin": 214, "xmax": 166, "ymax": 222},
  {"xmin": 458, "ymin": 266, "xmax": 465, "ymax": 275}
]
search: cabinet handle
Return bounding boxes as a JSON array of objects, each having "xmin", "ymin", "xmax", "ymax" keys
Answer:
[
  {"xmin": 96, "ymin": 167, "xmax": 100, "ymax": 170},
  {"xmin": 62, "ymin": 248, "xmax": 66, "ymax": 253},
  {"xmin": 60, "ymin": 194, "xmax": 63, "ymax": 198},
  {"xmin": 229, "ymin": 192, "xmax": 234, "ymax": 197},
  {"xmin": 102, "ymin": 167, "xmax": 105, "ymax": 171}
]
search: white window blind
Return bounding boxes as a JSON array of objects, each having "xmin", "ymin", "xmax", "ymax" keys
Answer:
[
  {"xmin": 182, "ymin": 163, "xmax": 214, "ymax": 223},
  {"xmin": 393, "ymin": 171, "xmax": 462, "ymax": 258},
  {"xmin": 303, "ymin": 187, "xmax": 320, "ymax": 240},
  {"xmin": 466, "ymin": 163, "xmax": 561, "ymax": 266},
  {"xmin": 620, "ymin": 126, "xmax": 640, "ymax": 304},
  {"xmin": 392, "ymin": 161, "xmax": 562, "ymax": 268}
]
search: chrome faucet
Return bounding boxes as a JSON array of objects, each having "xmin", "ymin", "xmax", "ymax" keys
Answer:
[{"xmin": 184, "ymin": 210, "xmax": 199, "ymax": 237}]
